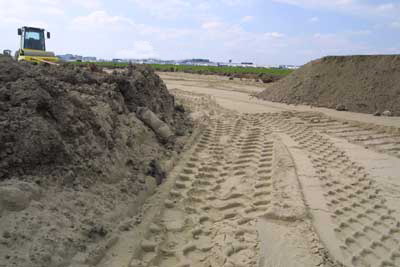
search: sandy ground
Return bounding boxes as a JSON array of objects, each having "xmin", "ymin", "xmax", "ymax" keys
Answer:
[
  {"xmin": 97, "ymin": 72, "xmax": 400, "ymax": 267},
  {"xmin": 159, "ymin": 72, "xmax": 400, "ymax": 128}
]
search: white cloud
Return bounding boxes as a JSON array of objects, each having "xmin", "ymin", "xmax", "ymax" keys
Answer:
[
  {"xmin": 130, "ymin": 0, "xmax": 191, "ymax": 19},
  {"xmin": 377, "ymin": 3, "xmax": 395, "ymax": 12},
  {"xmin": 391, "ymin": 21, "xmax": 400, "ymax": 29},
  {"xmin": 70, "ymin": 0, "xmax": 102, "ymax": 9},
  {"xmin": 0, "ymin": 0, "xmax": 102, "ymax": 28},
  {"xmin": 116, "ymin": 41, "xmax": 157, "ymax": 59},
  {"xmin": 273, "ymin": 0, "xmax": 400, "ymax": 19},
  {"xmin": 309, "ymin": 16, "xmax": 319, "ymax": 23},
  {"xmin": 221, "ymin": 0, "xmax": 250, "ymax": 6},
  {"xmin": 70, "ymin": 10, "xmax": 134, "ymax": 30},
  {"xmin": 41, "ymin": 5, "xmax": 65, "ymax": 16},
  {"xmin": 128, "ymin": 0, "xmax": 251, "ymax": 20},
  {"xmin": 202, "ymin": 20, "xmax": 224, "ymax": 30},
  {"xmin": 273, "ymin": 0, "xmax": 353, "ymax": 8},
  {"xmin": 264, "ymin": 32, "xmax": 285, "ymax": 38},
  {"xmin": 312, "ymin": 32, "xmax": 362, "ymax": 50},
  {"xmin": 0, "ymin": 0, "xmax": 62, "ymax": 21},
  {"xmin": 347, "ymin": 30, "xmax": 371, "ymax": 36},
  {"xmin": 241, "ymin": 16, "xmax": 254, "ymax": 22}
]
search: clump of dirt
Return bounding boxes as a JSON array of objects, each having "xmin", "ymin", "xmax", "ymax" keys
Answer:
[
  {"xmin": 257, "ymin": 55, "xmax": 400, "ymax": 115},
  {"xmin": 0, "ymin": 55, "xmax": 192, "ymax": 267}
]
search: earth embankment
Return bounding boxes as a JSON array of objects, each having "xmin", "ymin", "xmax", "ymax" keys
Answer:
[
  {"xmin": 0, "ymin": 56, "xmax": 191, "ymax": 267},
  {"xmin": 257, "ymin": 55, "xmax": 400, "ymax": 115}
]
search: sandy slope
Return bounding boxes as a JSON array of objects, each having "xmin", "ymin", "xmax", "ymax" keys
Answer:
[{"xmin": 97, "ymin": 72, "xmax": 400, "ymax": 267}]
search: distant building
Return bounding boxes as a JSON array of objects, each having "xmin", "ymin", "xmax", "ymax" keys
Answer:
[
  {"xmin": 58, "ymin": 54, "xmax": 83, "ymax": 62},
  {"xmin": 179, "ymin": 59, "xmax": 211, "ymax": 65},
  {"xmin": 279, "ymin": 65, "xmax": 300, "ymax": 69},
  {"xmin": 241, "ymin": 62, "xmax": 254, "ymax": 67},
  {"xmin": 83, "ymin": 57, "xmax": 97, "ymax": 62}
]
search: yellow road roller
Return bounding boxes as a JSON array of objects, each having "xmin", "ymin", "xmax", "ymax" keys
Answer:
[{"xmin": 16, "ymin": 26, "xmax": 59, "ymax": 64}]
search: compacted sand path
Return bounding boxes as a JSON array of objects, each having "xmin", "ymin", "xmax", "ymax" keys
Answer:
[{"xmin": 98, "ymin": 72, "xmax": 400, "ymax": 267}]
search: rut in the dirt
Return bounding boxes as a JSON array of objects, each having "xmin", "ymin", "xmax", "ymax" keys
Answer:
[
  {"xmin": 120, "ymin": 90, "xmax": 326, "ymax": 267},
  {"xmin": 131, "ymin": 112, "xmax": 273, "ymax": 266},
  {"xmin": 93, "ymin": 87, "xmax": 400, "ymax": 267},
  {"xmin": 257, "ymin": 111, "xmax": 400, "ymax": 267},
  {"xmin": 127, "ymin": 91, "xmax": 400, "ymax": 267}
]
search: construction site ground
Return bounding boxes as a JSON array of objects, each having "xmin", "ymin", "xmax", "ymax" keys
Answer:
[
  {"xmin": 98, "ymin": 72, "xmax": 400, "ymax": 267},
  {"xmin": 2, "ymin": 59, "xmax": 400, "ymax": 267}
]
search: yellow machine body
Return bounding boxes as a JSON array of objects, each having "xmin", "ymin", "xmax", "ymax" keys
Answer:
[
  {"xmin": 17, "ymin": 26, "xmax": 59, "ymax": 63},
  {"xmin": 17, "ymin": 49, "xmax": 59, "ymax": 63}
]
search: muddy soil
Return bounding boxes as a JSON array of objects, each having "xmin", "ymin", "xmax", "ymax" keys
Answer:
[
  {"xmin": 0, "ymin": 56, "xmax": 192, "ymax": 267},
  {"xmin": 257, "ymin": 55, "xmax": 400, "ymax": 115}
]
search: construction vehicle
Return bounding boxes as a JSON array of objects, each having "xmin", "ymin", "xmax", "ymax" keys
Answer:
[
  {"xmin": 3, "ymin": 50, "xmax": 12, "ymax": 56},
  {"xmin": 15, "ymin": 26, "xmax": 59, "ymax": 64}
]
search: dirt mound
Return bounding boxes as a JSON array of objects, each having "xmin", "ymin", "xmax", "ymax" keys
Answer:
[
  {"xmin": 0, "ymin": 56, "xmax": 191, "ymax": 267},
  {"xmin": 257, "ymin": 55, "xmax": 400, "ymax": 115}
]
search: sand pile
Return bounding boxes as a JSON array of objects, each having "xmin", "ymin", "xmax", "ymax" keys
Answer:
[
  {"xmin": 0, "ymin": 56, "xmax": 191, "ymax": 267},
  {"xmin": 257, "ymin": 55, "xmax": 400, "ymax": 115}
]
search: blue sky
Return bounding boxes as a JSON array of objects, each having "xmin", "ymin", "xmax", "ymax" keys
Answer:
[{"xmin": 1, "ymin": 0, "xmax": 400, "ymax": 65}]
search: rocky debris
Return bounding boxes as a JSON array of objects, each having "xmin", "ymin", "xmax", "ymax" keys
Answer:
[
  {"xmin": 136, "ymin": 107, "xmax": 174, "ymax": 142},
  {"xmin": 129, "ymin": 259, "xmax": 146, "ymax": 267},
  {"xmin": 0, "ymin": 181, "xmax": 42, "ymax": 214},
  {"xmin": 335, "ymin": 104, "xmax": 347, "ymax": 111},
  {"xmin": 146, "ymin": 159, "xmax": 166, "ymax": 185},
  {"xmin": 373, "ymin": 111, "xmax": 381, "ymax": 116},
  {"xmin": 0, "ymin": 56, "xmax": 192, "ymax": 267},
  {"xmin": 382, "ymin": 110, "xmax": 393, "ymax": 117},
  {"xmin": 257, "ymin": 55, "xmax": 400, "ymax": 116}
]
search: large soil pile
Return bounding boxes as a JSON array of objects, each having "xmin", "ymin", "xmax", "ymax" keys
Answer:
[
  {"xmin": 257, "ymin": 55, "xmax": 400, "ymax": 115},
  {"xmin": 0, "ymin": 56, "xmax": 191, "ymax": 267}
]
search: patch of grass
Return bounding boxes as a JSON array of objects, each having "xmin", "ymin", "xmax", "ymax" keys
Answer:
[
  {"xmin": 150, "ymin": 64, "xmax": 293, "ymax": 76},
  {"xmin": 70, "ymin": 62, "xmax": 293, "ymax": 76}
]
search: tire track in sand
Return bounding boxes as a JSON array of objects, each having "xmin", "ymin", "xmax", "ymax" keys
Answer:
[
  {"xmin": 259, "ymin": 112, "xmax": 400, "ymax": 267},
  {"xmin": 100, "ymin": 91, "xmax": 330, "ymax": 267},
  {"xmin": 293, "ymin": 112, "xmax": 400, "ymax": 159},
  {"xmin": 127, "ymin": 90, "xmax": 276, "ymax": 267}
]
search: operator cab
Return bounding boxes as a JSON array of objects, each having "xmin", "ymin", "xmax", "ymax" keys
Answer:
[
  {"xmin": 16, "ymin": 26, "xmax": 58, "ymax": 63},
  {"xmin": 18, "ymin": 27, "xmax": 50, "ymax": 51}
]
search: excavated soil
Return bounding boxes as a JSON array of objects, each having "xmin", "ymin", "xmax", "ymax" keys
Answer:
[
  {"xmin": 0, "ymin": 56, "xmax": 192, "ymax": 267},
  {"xmin": 257, "ymin": 55, "xmax": 400, "ymax": 115}
]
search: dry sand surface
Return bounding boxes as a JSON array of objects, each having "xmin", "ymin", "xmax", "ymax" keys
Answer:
[{"xmin": 100, "ymin": 71, "xmax": 400, "ymax": 267}]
